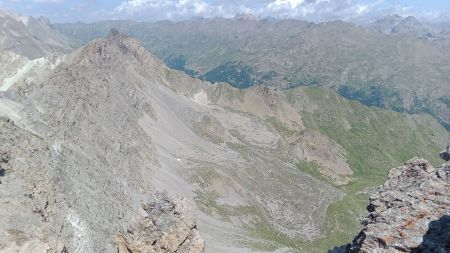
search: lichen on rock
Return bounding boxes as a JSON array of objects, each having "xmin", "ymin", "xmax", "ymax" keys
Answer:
[{"xmin": 349, "ymin": 158, "xmax": 450, "ymax": 252}]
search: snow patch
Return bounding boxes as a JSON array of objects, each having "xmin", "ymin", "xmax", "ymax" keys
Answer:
[
  {"xmin": 52, "ymin": 142, "xmax": 62, "ymax": 155},
  {"xmin": 0, "ymin": 9, "xmax": 30, "ymax": 26},
  {"xmin": 0, "ymin": 98, "xmax": 23, "ymax": 122},
  {"xmin": 17, "ymin": 16, "xmax": 30, "ymax": 26},
  {"xmin": 0, "ymin": 56, "xmax": 60, "ymax": 91},
  {"xmin": 192, "ymin": 90, "xmax": 209, "ymax": 106},
  {"xmin": 67, "ymin": 210, "xmax": 93, "ymax": 253}
]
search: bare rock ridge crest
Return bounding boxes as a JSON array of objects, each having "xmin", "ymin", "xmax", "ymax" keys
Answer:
[
  {"xmin": 54, "ymin": 17, "xmax": 450, "ymax": 129},
  {"xmin": 0, "ymin": 28, "xmax": 205, "ymax": 253},
  {"xmin": 347, "ymin": 159, "xmax": 450, "ymax": 252}
]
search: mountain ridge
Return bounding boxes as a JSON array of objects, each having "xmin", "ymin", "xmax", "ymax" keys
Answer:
[
  {"xmin": 0, "ymin": 28, "xmax": 448, "ymax": 253},
  {"xmin": 0, "ymin": 9, "xmax": 71, "ymax": 59},
  {"xmin": 55, "ymin": 18, "xmax": 450, "ymax": 130}
]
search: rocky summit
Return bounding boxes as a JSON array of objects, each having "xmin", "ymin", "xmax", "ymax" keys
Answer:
[{"xmin": 349, "ymin": 158, "xmax": 450, "ymax": 252}]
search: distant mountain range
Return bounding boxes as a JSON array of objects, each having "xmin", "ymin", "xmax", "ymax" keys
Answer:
[
  {"xmin": 0, "ymin": 10, "xmax": 71, "ymax": 59},
  {"xmin": 370, "ymin": 15, "xmax": 431, "ymax": 36},
  {"xmin": 55, "ymin": 16, "xmax": 450, "ymax": 130}
]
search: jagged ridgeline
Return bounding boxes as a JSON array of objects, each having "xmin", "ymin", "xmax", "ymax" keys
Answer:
[
  {"xmin": 0, "ymin": 25, "xmax": 449, "ymax": 253},
  {"xmin": 0, "ymin": 9, "xmax": 71, "ymax": 59},
  {"xmin": 55, "ymin": 18, "xmax": 450, "ymax": 131}
]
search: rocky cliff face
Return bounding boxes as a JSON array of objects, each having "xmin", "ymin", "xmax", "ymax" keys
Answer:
[{"xmin": 349, "ymin": 158, "xmax": 450, "ymax": 252}]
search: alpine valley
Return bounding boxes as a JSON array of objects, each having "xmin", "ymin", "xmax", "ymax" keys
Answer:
[{"xmin": 0, "ymin": 9, "xmax": 449, "ymax": 253}]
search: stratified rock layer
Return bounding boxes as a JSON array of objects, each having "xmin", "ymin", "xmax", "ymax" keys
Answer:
[{"xmin": 350, "ymin": 158, "xmax": 450, "ymax": 252}]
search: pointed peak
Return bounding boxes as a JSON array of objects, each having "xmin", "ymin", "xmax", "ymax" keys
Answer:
[
  {"xmin": 404, "ymin": 16, "xmax": 418, "ymax": 21},
  {"xmin": 75, "ymin": 27, "xmax": 164, "ymax": 71},
  {"xmin": 234, "ymin": 13, "xmax": 259, "ymax": 21},
  {"xmin": 386, "ymin": 14, "xmax": 403, "ymax": 20},
  {"xmin": 401, "ymin": 16, "xmax": 420, "ymax": 23},
  {"xmin": 107, "ymin": 28, "xmax": 129, "ymax": 42}
]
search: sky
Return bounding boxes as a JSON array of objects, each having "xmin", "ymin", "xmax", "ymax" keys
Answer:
[{"xmin": 0, "ymin": 0, "xmax": 449, "ymax": 23}]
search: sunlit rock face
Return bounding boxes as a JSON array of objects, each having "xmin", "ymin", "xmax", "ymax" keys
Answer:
[{"xmin": 349, "ymin": 158, "xmax": 450, "ymax": 253}]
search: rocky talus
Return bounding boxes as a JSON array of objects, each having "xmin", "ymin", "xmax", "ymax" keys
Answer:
[
  {"xmin": 349, "ymin": 158, "xmax": 450, "ymax": 252},
  {"xmin": 0, "ymin": 117, "xmax": 205, "ymax": 253}
]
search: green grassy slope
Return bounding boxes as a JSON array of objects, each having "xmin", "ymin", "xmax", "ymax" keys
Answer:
[
  {"xmin": 286, "ymin": 87, "xmax": 448, "ymax": 251},
  {"xmin": 205, "ymin": 84, "xmax": 448, "ymax": 252}
]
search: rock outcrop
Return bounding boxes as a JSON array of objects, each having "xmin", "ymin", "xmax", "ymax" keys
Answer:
[
  {"xmin": 349, "ymin": 158, "xmax": 450, "ymax": 252},
  {"xmin": 116, "ymin": 192, "xmax": 205, "ymax": 253}
]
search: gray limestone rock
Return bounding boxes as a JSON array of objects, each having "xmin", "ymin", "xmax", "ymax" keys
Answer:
[{"xmin": 349, "ymin": 158, "xmax": 450, "ymax": 253}]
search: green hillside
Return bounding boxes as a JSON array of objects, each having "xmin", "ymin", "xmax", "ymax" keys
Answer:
[
  {"xmin": 212, "ymin": 85, "xmax": 449, "ymax": 252},
  {"xmin": 284, "ymin": 87, "xmax": 449, "ymax": 251}
]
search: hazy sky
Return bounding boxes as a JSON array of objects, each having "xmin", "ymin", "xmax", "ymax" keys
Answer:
[{"xmin": 0, "ymin": 0, "xmax": 449, "ymax": 23}]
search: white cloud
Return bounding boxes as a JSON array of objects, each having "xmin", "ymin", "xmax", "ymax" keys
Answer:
[
  {"xmin": 116, "ymin": 0, "xmax": 217, "ymax": 20},
  {"xmin": 115, "ymin": 0, "xmax": 266, "ymax": 20},
  {"xmin": 267, "ymin": 0, "xmax": 305, "ymax": 9},
  {"xmin": 115, "ymin": 0, "xmax": 169, "ymax": 14},
  {"xmin": 33, "ymin": 0, "xmax": 64, "ymax": 3},
  {"xmin": 112, "ymin": 0, "xmax": 449, "ymax": 23},
  {"xmin": 259, "ymin": 0, "xmax": 378, "ymax": 21}
]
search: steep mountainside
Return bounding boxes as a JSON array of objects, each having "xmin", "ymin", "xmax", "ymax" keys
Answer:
[
  {"xmin": 204, "ymin": 85, "xmax": 449, "ymax": 251},
  {"xmin": 0, "ymin": 29, "xmax": 205, "ymax": 253},
  {"xmin": 55, "ymin": 18, "xmax": 450, "ymax": 130},
  {"xmin": 348, "ymin": 159, "xmax": 449, "ymax": 252},
  {"xmin": 0, "ymin": 30, "xmax": 448, "ymax": 253},
  {"xmin": 0, "ymin": 9, "xmax": 71, "ymax": 59},
  {"xmin": 369, "ymin": 15, "xmax": 434, "ymax": 37},
  {"xmin": 369, "ymin": 14, "xmax": 404, "ymax": 35}
]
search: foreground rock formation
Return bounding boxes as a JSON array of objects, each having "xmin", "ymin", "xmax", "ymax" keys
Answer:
[
  {"xmin": 349, "ymin": 158, "xmax": 450, "ymax": 252},
  {"xmin": 116, "ymin": 193, "xmax": 204, "ymax": 253}
]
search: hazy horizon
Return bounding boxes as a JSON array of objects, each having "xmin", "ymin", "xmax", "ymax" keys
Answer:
[{"xmin": 0, "ymin": 0, "xmax": 449, "ymax": 24}]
